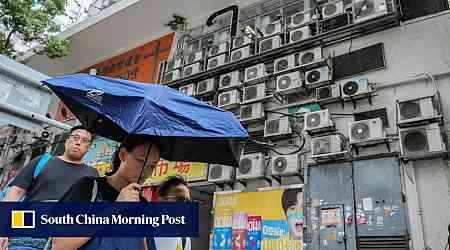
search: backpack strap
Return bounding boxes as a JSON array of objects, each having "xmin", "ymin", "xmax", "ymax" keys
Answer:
[
  {"xmin": 34, "ymin": 153, "xmax": 52, "ymax": 178},
  {"xmin": 182, "ymin": 237, "xmax": 187, "ymax": 249},
  {"xmin": 146, "ymin": 237, "xmax": 156, "ymax": 250}
]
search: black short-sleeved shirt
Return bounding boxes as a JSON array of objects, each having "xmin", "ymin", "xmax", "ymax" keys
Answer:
[
  {"xmin": 10, "ymin": 155, "xmax": 99, "ymax": 202},
  {"xmin": 59, "ymin": 176, "xmax": 146, "ymax": 202}
]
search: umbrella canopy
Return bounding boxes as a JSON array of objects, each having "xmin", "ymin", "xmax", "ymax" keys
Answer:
[{"xmin": 42, "ymin": 73, "xmax": 248, "ymax": 167}]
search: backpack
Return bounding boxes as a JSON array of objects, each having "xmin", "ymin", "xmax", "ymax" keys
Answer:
[{"xmin": 0, "ymin": 153, "xmax": 52, "ymax": 201}]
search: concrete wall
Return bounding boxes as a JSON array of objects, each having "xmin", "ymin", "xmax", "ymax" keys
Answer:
[
  {"xmin": 247, "ymin": 11, "xmax": 450, "ymax": 249},
  {"xmin": 318, "ymin": 12, "xmax": 450, "ymax": 249}
]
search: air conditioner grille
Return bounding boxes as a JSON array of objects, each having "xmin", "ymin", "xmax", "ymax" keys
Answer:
[
  {"xmin": 351, "ymin": 122, "xmax": 370, "ymax": 140},
  {"xmin": 355, "ymin": 0, "xmax": 375, "ymax": 17},
  {"xmin": 273, "ymin": 156, "xmax": 288, "ymax": 173},
  {"xmin": 291, "ymin": 30, "xmax": 304, "ymax": 42},
  {"xmin": 400, "ymin": 102, "xmax": 421, "ymax": 120},
  {"xmin": 307, "ymin": 113, "xmax": 322, "ymax": 128},
  {"xmin": 323, "ymin": 4, "xmax": 338, "ymax": 16},
  {"xmin": 301, "ymin": 52, "xmax": 315, "ymax": 64},
  {"xmin": 318, "ymin": 86, "xmax": 331, "ymax": 99},
  {"xmin": 239, "ymin": 158, "xmax": 252, "ymax": 174},
  {"xmin": 292, "ymin": 13, "xmax": 305, "ymax": 25},
  {"xmin": 245, "ymin": 87, "xmax": 258, "ymax": 100},
  {"xmin": 209, "ymin": 59, "xmax": 218, "ymax": 68},
  {"xmin": 260, "ymin": 39, "xmax": 273, "ymax": 52},
  {"xmin": 403, "ymin": 129, "xmax": 429, "ymax": 152},
  {"xmin": 277, "ymin": 75, "xmax": 292, "ymax": 89},
  {"xmin": 314, "ymin": 137, "xmax": 332, "ymax": 154},
  {"xmin": 232, "ymin": 51, "xmax": 242, "ymax": 61},
  {"xmin": 342, "ymin": 81, "xmax": 359, "ymax": 95},
  {"xmin": 306, "ymin": 70, "xmax": 321, "ymax": 83},
  {"xmin": 266, "ymin": 120, "xmax": 280, "ymax": 134},
  {"xmin": 210, "ymin": 165, "xmax": 223, "ymax": 179},
  {"xmin": 276, "ymin": 59, "xmax": 289, "ymax": 72}
]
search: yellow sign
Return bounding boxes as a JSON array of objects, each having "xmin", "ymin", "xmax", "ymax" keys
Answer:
[
  {"xmin": 143, "ymin": 159, "xmax": 208, "ymax": 185},
  {"xmin": 212, "ymin": 186, "xmax": 304, "ymax": 250}
]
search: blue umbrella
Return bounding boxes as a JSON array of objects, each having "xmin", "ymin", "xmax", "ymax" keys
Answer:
[{"xmin": 42, "ymin": 73, "xmax": 248, "ymax": 167}]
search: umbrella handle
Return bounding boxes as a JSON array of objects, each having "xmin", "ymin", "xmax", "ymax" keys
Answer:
[{"xmin": 137, "ymin": 143, "xmax": 152, "ymax": 184}]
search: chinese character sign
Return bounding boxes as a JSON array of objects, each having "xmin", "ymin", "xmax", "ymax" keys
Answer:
[{"xmin": 144, "ymin": 160, "xmax": 208, "ymax": 185}]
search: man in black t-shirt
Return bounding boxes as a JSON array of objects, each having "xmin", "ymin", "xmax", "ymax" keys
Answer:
[{"xmin": 0, "ymin": 125, "xmax": 98, "ymax": 250}]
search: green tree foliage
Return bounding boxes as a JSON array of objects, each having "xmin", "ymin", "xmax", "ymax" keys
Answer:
[{"xmin": 0, "ymin": 0, "xmax": 70, "ymax": 59}]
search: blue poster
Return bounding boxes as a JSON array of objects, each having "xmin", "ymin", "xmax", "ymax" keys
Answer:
[{"xmin": 213, "ymin": 227, "xmax": 232, "ymax": 250}]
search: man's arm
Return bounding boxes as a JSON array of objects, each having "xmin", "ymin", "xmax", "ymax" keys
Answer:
[{"xmin": 2, "ymin": 186, "xmax": 26, "ymax": 202}]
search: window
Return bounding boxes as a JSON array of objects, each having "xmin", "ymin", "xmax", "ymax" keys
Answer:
[{"xmin": 400, "ymin": 0, "xmax": 449, "ymax": 20}]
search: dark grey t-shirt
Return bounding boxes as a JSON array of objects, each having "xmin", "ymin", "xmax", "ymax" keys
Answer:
[{"xmin": 10, "ymin": 155, "xmax": 99, "ymax": 202}]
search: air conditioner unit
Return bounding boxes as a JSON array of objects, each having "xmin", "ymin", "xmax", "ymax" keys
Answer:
[
  {"xmin": 353, "ymin": 0, "xmax": 388, "ymax": 23},
  {"xmin": 259, "ymin": 36, "xmax": 281, "ymax": 53},
  {"xmin": 230, "ymin": 46, "xmax": 252, "ymax": 62},
  {"xmin": 219, "ymin": 71, "xmax": 241, "ymax": 90},
  {"xmin": 399, "ymin": 123, "xmax": 446, "ymax": 156},
  {"xmin": 245, "ymin": 64, "xmax": 267, "ymax": 82},
  {"xmin": 397, "ymin": 96, "xmax": 438, "ymax": 124},
  {"xmin": 207, "ymin": 42, "xmax": 229, "ymax": 57},
  {"xmin": 274, "ymin": 54, "xmax": 297, "ymax": 73},
  {"xmin": 183, "ymin": 62, "xmax": 202, "ymax": 77},
  {"xmin": 207, "ymin": 54, "xmax": 228, "ymax": 70},
  {"xmin": 276, "ymin": 71, "xmax": 302, "ymax": 94},
  {"xmin": 163, "ymin": 70, "xmax": 180, "ymax": 83},
  {"xmin": 311, "ymin": 134, "xmax": 346, "ymax": 159},
  {"xmin": 349, "ymin": 118, "xmax": 385, "ymax": 144},
  {"xmin": 263, "ymin": 20, "xmax": 282, "ymax": 37},
  {"xmin": 270, "ymin": 153, "xmax": 300, "ymax": 176},
  {"xmin": 196, "ymin": 79, "xmax": 215, "ymax": 95},
  {"xmin": 289, "ymin": 11, "xmax": 312, "ymax": 28},
  {"xmin": 316, "ymin": 84, "xmax": 341, "ymax": 102},
  {"xmin": 237, "ymin": 153, "xmax": 266, "ymax": 180},
  {"xmin": 289, "ymin": 26, "xmax": 311, "ymax": 43},
  {"xmin": 179, "ymin": 84, "xmax": 196, "ymax": 96},
  {"xmin": 264, "ymin": 116, "xmax": 292, "ymax": 138},
  {"xmin": 321, "ymin": 1, "xmax": 345, "ymax": 19},
  {"xmin": 304, "ymin": 109, "xmax": 334, "ymax": 132},
  {"xmin": 304, "ymin": 66, "xmax": 331, "ymax": 87},
  {"xmin": 166, "ymin": 59, "xmax": 183, "ymax": 71},
  {"xmin": 298, "ymin": 47, "xmax": 322, "ymax": 67},
  {"xmin": 233, "ymin": 35, "xmax": 253, "ymax": 48},
  {"xmin": 185, "ymin": 51, "xmax": 204, "ymax": 65},
  {"xmin": 240, "ymin": 102, "xmax": 265, "ymax": 122},
  {"xmin": 208, "ymin": 164, "xmax": 235, "ymax": 182},
  {"xmin": 243, "ymin": 83, "xmax": 266, "ymax": 103},
  {"xmin": 218, "ymin": 89, "xmax": 240, "ymax": 108},
  {"xmin": 339, "ymin": 75, "xmax": 371, "ymax": 98}
]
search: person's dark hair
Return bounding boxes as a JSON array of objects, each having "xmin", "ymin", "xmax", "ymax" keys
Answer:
[
  {"xmin": 281, "ymin": 188, "xmax": 302, "ymax": 214},
  {"xmin": 70, "ymin": 125, "xmax": 90, "ymax": 134},
  {"xmin": 106, "ymin": 135, "xmax": 156, "ymax": 176},
  {"xmin": 157, "ymin": 174, "xmax": 188, "ymax": 198}
]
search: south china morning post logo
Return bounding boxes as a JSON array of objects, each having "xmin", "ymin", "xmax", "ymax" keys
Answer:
[
  {"xmin": 0, "ymin": 203, "xmax": 199, "ymax": 237},
  {"xmin": 11, "ymin": 210, "xmax": 35, "ymax": 229}
]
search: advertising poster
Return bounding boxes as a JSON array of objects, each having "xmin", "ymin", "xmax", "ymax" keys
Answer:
[
  {"xmin": 82, "ymin": 137, "xmax": 119, "ymax": 176},
  {"xmin": 212, "ymin": 186, "xmax": 304, "ymax": 250}
]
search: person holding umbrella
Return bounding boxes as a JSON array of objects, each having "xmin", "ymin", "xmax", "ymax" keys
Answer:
[
  {"xmin": 41, "ymin": 73, "xmax": 249, "ymax": 249},
  {"xmin": 53, "ymin": 134, "xmax": 160, "ymax": 250}
]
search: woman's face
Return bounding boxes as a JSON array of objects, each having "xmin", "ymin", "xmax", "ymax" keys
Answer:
[
  {"xmin": 118, "ymin": 143, "xmax": 160, "ymax": 184},
  {"xmin": 286, "ymin": 192, "xmax": 304, "ymax": 240}
]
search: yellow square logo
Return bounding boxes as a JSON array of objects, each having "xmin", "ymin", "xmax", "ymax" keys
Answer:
[{"xmin": 11, "ymin": 210, "xmax": 35, "ymax": 229}]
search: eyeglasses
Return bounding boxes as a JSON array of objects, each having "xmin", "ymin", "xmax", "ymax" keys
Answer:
[
  {"xmin": 68, "ymin": 134, "xmax": 91, "ymax": 144},
  {"xmin": 163, "ymin": 196, "xmax": 193, "ymax": 202}
]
